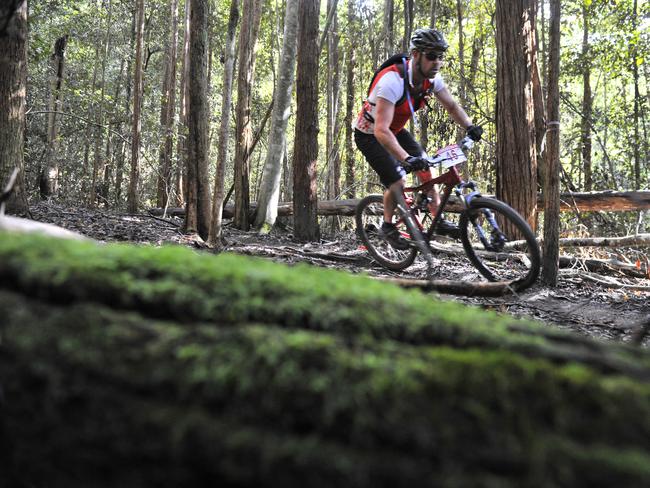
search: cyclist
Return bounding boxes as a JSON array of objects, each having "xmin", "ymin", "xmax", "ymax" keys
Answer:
[{"xmin": 354, "ymin": 28, "xmax": 483, "ymax": 249}]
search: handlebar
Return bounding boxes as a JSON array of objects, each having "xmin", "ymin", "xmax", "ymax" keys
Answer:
[{"xmin": 400, "ymin": 137, "xmax": 477, "ymax": 174}]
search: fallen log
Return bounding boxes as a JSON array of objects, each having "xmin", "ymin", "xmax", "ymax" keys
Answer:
[
  {"xmin": 372, "ymin": 276, "xmax": 517, "ymax": 296},
  {"xmin": 148, "ymin": 190, "xmax": 650, "ymax": 218},
  {"xmin": 559, "ymin": 255, "xmax": 648, "ymax": 279},
  {"xmin": 1, "ymin": 233, "xmax": 650, "ymax": 487}
]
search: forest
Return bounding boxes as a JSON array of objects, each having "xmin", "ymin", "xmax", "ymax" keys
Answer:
[{"xmin": 1, "ymin": 0, "xmax": 650, "ymax": 486}]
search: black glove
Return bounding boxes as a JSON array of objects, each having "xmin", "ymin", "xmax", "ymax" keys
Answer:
[
  {"xmin": 403, "ymin": 155, "xmax": 429, "ymax": 172},
  {"xmin": 466, "ymin": 124, "xmax": 483, "ymax": 141}
]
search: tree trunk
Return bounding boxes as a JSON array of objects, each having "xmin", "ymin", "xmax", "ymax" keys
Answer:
[
  {"xmin": 495, "ymin": 0, "xmax": 539, "ymax": 235},
  {"xmin": 127, "ymin": 0, "xmax": 145, "ymax": 213},
  {"xmin": 208, "ymin": 2, "xmax": 239, "ymax": 247},
  {"xmin": 542, "ymin": 0, "xmax": 561, "ymax": 286},
  {"xmin": 40, "ymin": 35, "xmax": 67, "ymax": 199},
  {"xmin": 0, "ymin": 0, "xmax": 28, "ymax": 215},
  {"xmin": 456, "ymin": 0, "xmax": 466, "ymax": 109},
  {"xmin": 2, "ymin": 233, "xmax": 650, "ymax": 487},
  {"xmin": 402, "ymin": 0, "xmax": 414, "ymax": 53},
  {"xmin": 292, "ymin": 0, "xmax": 320, "ymax": 242},
  {"xmin": 89, "ymin": 0, "xmax": 113, "ymax": 207},
  {"xmin": 114, "ymin": 12, "xmax": 135, "ymax": 208},
  {"xmin": 343, "ymin": 0, "xmax": 356, "ymax": 199},
  {"xmin": 382, "ymin": 0, "xmax": 394, "ymax": 58},
  {"xmin": 184, "ymin": 0, "xmax": 211, "ymax": 239},
  {"xmin": 581, "ymin": 1, "xmax": 593, "ymax": 192},
  {"xmin": 631, "ymin": 0, "xmax": 641, "ymax": 190},
  {"xmin": 233, "ymin": 0, "xmax": 264, "ymax": 231},
  {"xmin": 253, "ymin": 0, "xmax": 299, "ymax": 232},
  {"xmin": 174, "ymin": 0, "xmax": 191, "ymax": 208},
  {"xmin": 156, "ymin": 0, "xmax": 179, "ymax": 208}
]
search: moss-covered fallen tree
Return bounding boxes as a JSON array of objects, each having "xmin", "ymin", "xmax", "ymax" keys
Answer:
[{"xmin": 0, "ymin": 232, "xmax": 649, "ymax": 487}]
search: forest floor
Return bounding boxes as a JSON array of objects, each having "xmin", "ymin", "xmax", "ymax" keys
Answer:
[{"xmin": 27, "ymin": 201, "xmax": 650, "ymax": 346}]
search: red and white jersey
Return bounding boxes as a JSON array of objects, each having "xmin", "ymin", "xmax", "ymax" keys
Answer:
[{"xmin": 354, "ymin": 59, "xmax": 445, "ymax": 135}]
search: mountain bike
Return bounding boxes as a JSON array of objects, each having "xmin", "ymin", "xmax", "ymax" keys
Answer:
[{"xmin": 355, "ymin": 137, "xmax": 541, "ymax": 290}]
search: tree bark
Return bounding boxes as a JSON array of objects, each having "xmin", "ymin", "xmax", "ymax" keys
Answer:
[
  {"xmin": 253, "ymin": 0, "xmax": 299, "ymax": 232},
  {"xmin": 0, "ymin": 0, "xmax": 28, "ymax": 215},
  {"xmin": 156, "ymin": 0, "xmax": 179, "ymax": 208},
  {"xmin": 184, "ymin": 0, "xmax": 211, "ymax": 239},
  {"xmin": 542, "ymin": 0, "xmax": 561, "ymax": 286},
  {"xmin": 292, "ymin": 0, "xmax": 320, "ymax": 242},
  {"xmin": 233, "ymin": 0, "xmax": 264, "ymax": 231},
  {"xmin": 631, "ymin": 0, "xmax": 641, "ymax": 190},
  {"xmin": 40, "ymin": 35, "xmax": 67, "ymax": 199},
  {"xmin": 127, "ymin": 0, "xmax": 145, "ymax": 213},
  {"xmin": 208, "ymin": 2, "xmax": 239, "ymax": 247},
  {"xmin": 495, "ymin": 0, "xmax": 540, "ymax": 235}
]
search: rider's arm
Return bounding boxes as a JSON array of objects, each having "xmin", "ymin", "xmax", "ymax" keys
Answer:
[
  {"xmin": 374, "ymin": 97, "xmax": 410, "ymax": 162},
  {"xmin": 434, "ymin": 87, "xmax": 473, "ymax": 129}
]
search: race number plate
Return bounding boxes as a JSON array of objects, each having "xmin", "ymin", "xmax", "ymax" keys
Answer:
[{"xmin": 436, "ymin": 144, "xmax": 467, "ymax": 168}]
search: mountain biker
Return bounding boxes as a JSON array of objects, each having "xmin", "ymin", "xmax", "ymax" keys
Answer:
[{"xmin": 354, "ymin": 28, "xmax": 483, "ymax": 249}]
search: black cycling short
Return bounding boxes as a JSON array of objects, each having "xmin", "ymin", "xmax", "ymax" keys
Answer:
[{"xmin": 354, "ymin": 128, "xmax": 424, "ymax": 188}]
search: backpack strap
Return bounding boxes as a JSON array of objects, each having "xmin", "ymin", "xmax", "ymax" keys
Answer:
[{"xmin": 366, "ymin": 52, "xmax": 411, "ymax": 107}]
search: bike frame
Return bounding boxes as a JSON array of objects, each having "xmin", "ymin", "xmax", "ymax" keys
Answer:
[{"xmin": 402, "ymin": 164, "xmax": 464, "ymax": 240}]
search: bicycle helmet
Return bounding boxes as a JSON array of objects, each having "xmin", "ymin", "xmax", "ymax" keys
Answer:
[{"xmin": 409, "ymin": 28, "xmax": 449, "ymax": 53}]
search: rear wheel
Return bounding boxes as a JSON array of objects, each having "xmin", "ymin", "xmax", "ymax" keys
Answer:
[
  {"xmin": 355, "ymin": 194, "xmax": 417, "ymax": 271},
  {"xmin": 459, "ymin": 196, "xmax": 540, "ymax": 289}
]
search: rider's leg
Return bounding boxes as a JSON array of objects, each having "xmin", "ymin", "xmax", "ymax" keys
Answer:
[{"xmin": 383, "ymin": 178, "xmax": 405, "ymax": 223}]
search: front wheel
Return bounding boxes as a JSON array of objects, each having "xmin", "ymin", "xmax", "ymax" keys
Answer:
[
  {"xmin": 459, "ymin": 197, "xmax": 541, "ymax": 289},
  {"xmin": 355, "ymin": 194, "xmax": 417, "ymax": 271}
]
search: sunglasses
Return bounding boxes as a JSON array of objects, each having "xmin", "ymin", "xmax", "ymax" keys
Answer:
[{"xmin": 424, "ymin": 51, "xmax": 445, "ymax": 61}]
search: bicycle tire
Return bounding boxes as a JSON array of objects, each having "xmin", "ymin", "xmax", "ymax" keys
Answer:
[
  {"xmin": 459, "ymin": 196, "xmax": 541, "ymax": 289},
  {"xmin": 355, "ymin": 194, "xmax": 417, "ymax": 271}
]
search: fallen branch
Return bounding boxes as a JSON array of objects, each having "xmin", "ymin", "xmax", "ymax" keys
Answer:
[{"xmin": 576, "ymin": 271, "xmax": 650, "ymax": 292}]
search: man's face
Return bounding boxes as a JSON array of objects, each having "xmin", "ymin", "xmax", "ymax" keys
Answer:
[{"xmin": 415, "ymin": 49, "xmax": 445, "ymax": 78}]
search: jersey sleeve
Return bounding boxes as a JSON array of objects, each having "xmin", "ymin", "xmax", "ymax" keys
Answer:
[
  {"xmin": 372, "ymin": 71, "xmax": 404, "ymax": 105},
  {"xmin": 431, "ymin": 73, "xmax": 446, "ymax": 93}
]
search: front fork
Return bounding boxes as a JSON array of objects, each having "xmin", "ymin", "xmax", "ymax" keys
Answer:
[{"xmin": 456, "ymin": 182, "xmax": 505, "ymax": 251}]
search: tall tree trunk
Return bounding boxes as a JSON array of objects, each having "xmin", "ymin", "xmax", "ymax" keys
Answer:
[
  {"xmin": 90, "ymin": 0, "xmax": 113, "ymax": 207},
  {"xmin": 420, "ymin": 0, "xmax": 439, "ymax": 151},
  {"xmin": 208, "ymin": 2, "xmax": 239, "ymax": 247},
  {"xmin": 495, "ymin": 0, "xmax": 540, "ymax": 234},
  {"xmin": 292, "ymin": 0, "xmax": 320, "ymax": 242},
  {"xmin": 156, "ymin": 0, "xmax": 179, "ymax": 208},
  {"xmin": 631, "ymin": 0, "xmax": 641, "ymax": 190},
  {"xmin": 344, "ymin": 0, "xmax": 356, "ymax": 199},
  {"xmin": 253, "ymin": 0, "xmax": 299, "ymax": 232},
  {"xmin": 402, "ymin": 0, "xmax": 413, "ymax": 53},
  {"xmin": 382, "ymin": 0, "xmax": 394, "ymax": 58},
  {"xmin": 174, "ymin": 0, "xmax": 191, "ymax": 207},
  {"xmin": 184, "ymin": 0, "xmax": 211, "ymax": 239},
  {"xmin": 324, "ymin": 0, "xmax": 341, "ymax": 235},
  {"xmin": 114, "ymin": 12, "xmax": 136, "ymax": 208},
  {"xmin": 542, "ymin": 0, "xmax": 561, "ymax": 286},
  {"xmin": 127, "ymin": 0, "xmax": 145, "ymax": 213},
  {"xmin": 581, "ymin": 1, "xmax": 593, "ymax": 192},
  {"xmin": 456, "ymin": 0, "xmax": 466, "ymax": 108},
  {"xmin": 40, "ymin": 35, "xmax": 67, "ymax": 199},
  {"xmin": 0, "ymin": 0, "xmax": 28, "ymax": 214},
  {"xmin": 233, "ymin": 0, "xmax": 263, "ymax": 231}
]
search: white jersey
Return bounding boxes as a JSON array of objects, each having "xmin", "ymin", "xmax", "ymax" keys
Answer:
[{"xmin": 354, "ymin": 59, "xmax": 446, "ymax": 134}]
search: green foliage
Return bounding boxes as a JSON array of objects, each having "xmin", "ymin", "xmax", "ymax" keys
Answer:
[{"xmin": 1, "ymin": 232, "xmax": 650, "ymax": 486}]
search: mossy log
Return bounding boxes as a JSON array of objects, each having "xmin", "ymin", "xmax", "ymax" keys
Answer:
[{"xmin": 1, "ymin": 233, "xmax": 650, "ymax": 487}]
